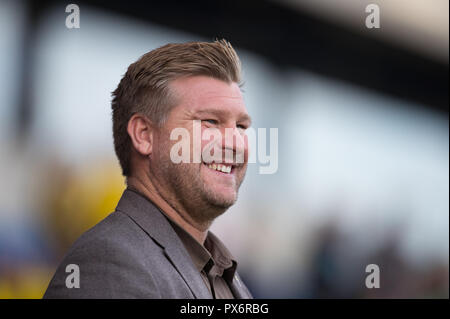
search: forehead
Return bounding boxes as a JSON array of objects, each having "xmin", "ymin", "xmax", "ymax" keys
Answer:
[{"xmin": 169, "ymin": 76, "xmax": 246, "ymax": 115}]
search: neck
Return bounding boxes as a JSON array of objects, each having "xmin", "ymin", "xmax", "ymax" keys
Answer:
[{"xmin": 126, "ymin": 173, "xmax": 210, "ymax": 245}]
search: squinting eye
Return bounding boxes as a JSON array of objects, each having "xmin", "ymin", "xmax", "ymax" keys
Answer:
[
  {"xmin": 204, "ymin": 119, "xmax": 218, "ymax": 125},
  {"xmin": 237, "ymin": 124, "xmax": 247, "ymax": 130}
]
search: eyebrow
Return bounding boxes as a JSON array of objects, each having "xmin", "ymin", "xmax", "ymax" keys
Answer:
[{"xmin": 194, "ymin": 109, "xmax": 252, "ymax": 126}]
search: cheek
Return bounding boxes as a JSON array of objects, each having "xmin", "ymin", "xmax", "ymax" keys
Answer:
[
  {"xmin": 199, "ymin": 130, "xmax": 221, "ymax": 160},
  {"xmin": 242, "ymin": 134, "xmax": 249, "ymax": 163},
  {"xmin": 200, "ymin": 134, "xmax": 211, "ymax": 151}
]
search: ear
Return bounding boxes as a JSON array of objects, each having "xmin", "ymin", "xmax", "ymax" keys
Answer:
[{"xmin": 127, "ymin": 113, "xmax": 154, "ymax": 156}]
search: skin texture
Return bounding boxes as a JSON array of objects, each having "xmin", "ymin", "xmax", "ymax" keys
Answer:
[{"xmin": 126, "ymin": 76, "xmax": 251, "ymax": 244}]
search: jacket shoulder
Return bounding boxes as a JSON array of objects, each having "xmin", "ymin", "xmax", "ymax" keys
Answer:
[{"xmin": 43, "ymin": 211, "xmax": 162, "ymax": 298}]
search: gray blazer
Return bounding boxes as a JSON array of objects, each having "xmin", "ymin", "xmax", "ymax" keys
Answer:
[{"xmin": 43, "ymin": 189, "xmax": 253, "ymax": 299}]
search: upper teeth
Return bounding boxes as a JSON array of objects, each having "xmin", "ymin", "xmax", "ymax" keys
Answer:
[{"xmin": 207, "ymin": 163, "xmax": 232, "ymax": 173}]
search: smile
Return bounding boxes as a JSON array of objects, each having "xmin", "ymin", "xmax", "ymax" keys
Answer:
[{"xmin": 205, "ymin": 163, "xmax": 232, "ymax": 174}]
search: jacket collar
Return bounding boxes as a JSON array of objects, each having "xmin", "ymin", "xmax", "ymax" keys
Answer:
[
  {"xmin": 115, "ymin": 188, "xmax": 212, "ymax": 299},
  {"xmin": 229, "ymin": 272, "xmax": 253, "ymax": 299}
]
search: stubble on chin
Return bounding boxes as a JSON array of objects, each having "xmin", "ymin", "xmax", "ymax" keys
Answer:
[
  {"xmin": 163, "ymin": 160, "xmax": 244, "ymax": 225},
  {"xmin": 170, "ymin": 163, "xmax": 228, "ymax": 222},
  {"xmin": 155, "ymin": 134, "xmax": 246, "ymax": 225}
]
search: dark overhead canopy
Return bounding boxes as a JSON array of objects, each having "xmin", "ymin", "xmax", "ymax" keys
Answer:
[{"xmin": 28, "ymin": 0, "xmax": 450, "ymax": 113}]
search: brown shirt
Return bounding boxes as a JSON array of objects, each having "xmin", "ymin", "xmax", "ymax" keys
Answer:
[{"xmin": 167, "ymin": 218, "xmax": 237, "ymax": 299}]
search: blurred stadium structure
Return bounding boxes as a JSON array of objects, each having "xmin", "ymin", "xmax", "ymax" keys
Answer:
[{"xmin": 0, "ymin": 0, "xmax": 448, "ymax": 298}]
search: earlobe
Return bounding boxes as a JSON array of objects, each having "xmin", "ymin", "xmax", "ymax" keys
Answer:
[{"xmin": 127, "ymin": 114, "xmax": 153, "ymax": 156}]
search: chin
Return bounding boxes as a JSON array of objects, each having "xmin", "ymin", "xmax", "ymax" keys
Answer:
[{"xmin": 205, "ymin": 189, "xmax": 237, "ymax": 208}]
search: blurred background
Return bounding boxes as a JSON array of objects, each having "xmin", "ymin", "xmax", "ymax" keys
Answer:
[{"xmin": 0, "ymin": 0, "xmax": 448, "ymax": 298}]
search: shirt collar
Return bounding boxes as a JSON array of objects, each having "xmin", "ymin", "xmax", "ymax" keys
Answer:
[{"xmin": 167, "ymin": 217, "xmax": 237, "ymax": 277}]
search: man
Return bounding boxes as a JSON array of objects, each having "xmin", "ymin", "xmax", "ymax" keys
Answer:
[{"xmin": 43, "ymin": 40, "xmax": 253, "ymax": 299}]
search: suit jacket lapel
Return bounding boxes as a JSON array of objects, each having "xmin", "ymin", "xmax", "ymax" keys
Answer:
[
  {"xmin": 115, "ymin": 189, "xmax": 212, "ymax": 299},
  {"xmin": 230, "ymin": 272, "xmax": 253, "ymax": 299}
]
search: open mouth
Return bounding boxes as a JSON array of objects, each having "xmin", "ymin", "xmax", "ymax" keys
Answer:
[{"xmin": 203, "ymin": 162, "xmax": 234, "ymax": 174}]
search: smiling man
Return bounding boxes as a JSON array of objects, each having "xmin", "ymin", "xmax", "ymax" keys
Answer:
[{"xmin": 43, "ymin": 40, "xmax": 253, "ymax": 299}]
